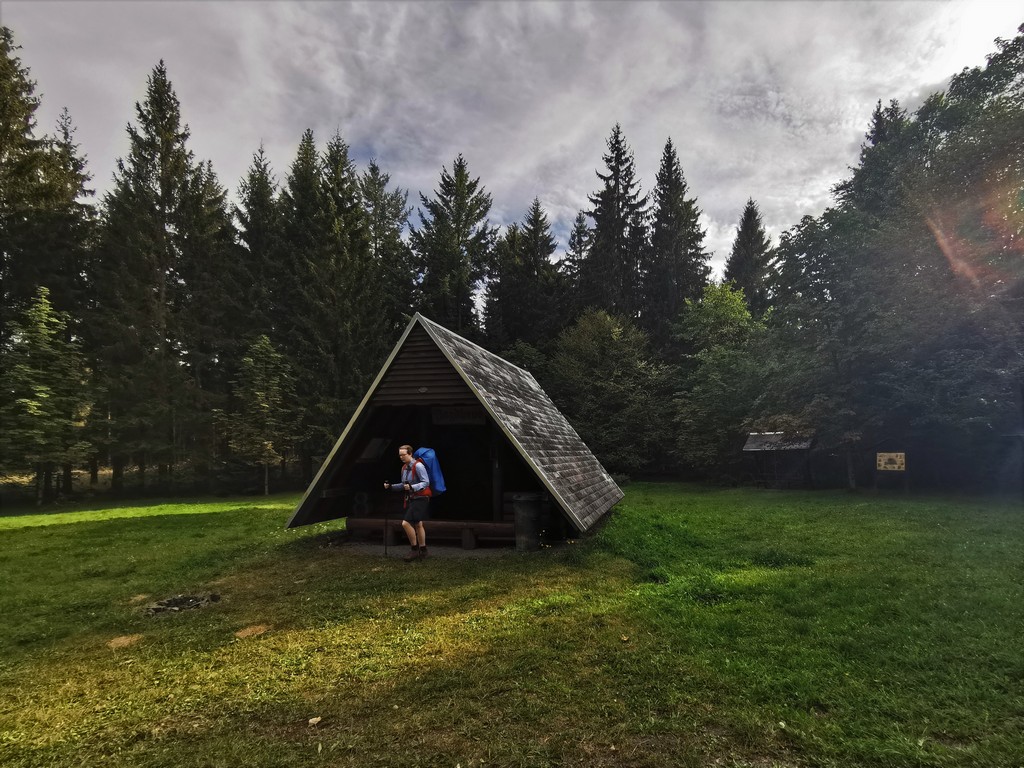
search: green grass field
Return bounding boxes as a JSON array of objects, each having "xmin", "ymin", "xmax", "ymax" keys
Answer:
[{"xmin": 1, "ymin": 484, "xmax": 1021, "ymax": 767}]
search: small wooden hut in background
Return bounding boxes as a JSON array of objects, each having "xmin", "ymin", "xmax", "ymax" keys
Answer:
[
  {"xmin": 286, "ymin": 314, "xmax": 623, "ymax": 548},
  {"xmin": 742, "ymin": 432, "xmax": 815, "ymax": 489}
]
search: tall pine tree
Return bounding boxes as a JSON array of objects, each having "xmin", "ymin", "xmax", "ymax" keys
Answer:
[
  {"xmin": 410, "ymin": 154, "xmax": 496, "ymax": 337},
  {"xmin": 91, "ymin": 61, "xmax": 227, "ymax": 488},
  {"xmin": 723, "ymin": 198, "xmax": 772, "ymax": 317},
  {"xmin": 582, "ymin": 124, "xmax": 648, "ymax": 318},
  {"xmin": 234, "ymin": 145, "xmax": 281, "ymax": 338},
  {"xmin": 484, "ymin": 198, "xmax": 559, "ymax": 350},
  {"xmin": 360, "ymin": 160, "xmax": 415, "ymax": 337},
  {"xmin": 557, "ymin": 210, "xmax": 591, "ymax": 323},
  {"xmin": 321, "ymin": 132, "xmax": 388, "ymax": 418},
  {"xmin": 640, "ymin": 138, "xmax": 709, "ymax": 348},
  {"xmin": 0, "ymin": 27, "xmax": 54, "ymax": 359}
]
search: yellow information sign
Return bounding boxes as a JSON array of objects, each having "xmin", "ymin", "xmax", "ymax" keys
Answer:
[{"xmin": 876, "ymin": 452, "xmax": 906, "ymax": 471}]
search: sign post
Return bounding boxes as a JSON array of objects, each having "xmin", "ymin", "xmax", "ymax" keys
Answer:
[{"xmin": 875, "ymin": 452, "xmax": 908, "ymax": 492}]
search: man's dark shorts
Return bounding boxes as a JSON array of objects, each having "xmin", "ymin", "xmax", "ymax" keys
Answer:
[{"xmin": 403, "ymin": 496, "xmax": 430, "ymax": 524}]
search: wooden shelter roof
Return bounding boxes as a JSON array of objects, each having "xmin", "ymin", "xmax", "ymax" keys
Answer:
[{"xmin": 287, "ymin": 314, "xmax": 622, "ymax": 532}]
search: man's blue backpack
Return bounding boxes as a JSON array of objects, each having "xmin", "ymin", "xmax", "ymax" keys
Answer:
[{"xmin": 412, "ymin": 447, "xmax": 447, "ymax": 494}]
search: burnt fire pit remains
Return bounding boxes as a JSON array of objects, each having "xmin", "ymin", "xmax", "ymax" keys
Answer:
[{"xmin": 145, "ymin": 593, "xmax": 220, "ymax": 615}]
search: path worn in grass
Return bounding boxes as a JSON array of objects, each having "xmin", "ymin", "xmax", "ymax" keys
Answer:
[{"xmin": 1, "ymin": 485, "xmax": 1021, "ymax": 767}]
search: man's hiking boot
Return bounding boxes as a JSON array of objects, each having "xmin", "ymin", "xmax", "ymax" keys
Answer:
[
  {"xmin": 403, "ymin": 547, "xmax": 420, "ymax": 561},
  {"xmin": 419, "ymin": 547, "xmax": 428, "ymax": 559}
]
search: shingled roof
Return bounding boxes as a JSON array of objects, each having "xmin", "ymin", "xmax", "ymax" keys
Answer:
[{"xmin": 288, "ymin": 313, "xmax": 622, "ymax": 532}]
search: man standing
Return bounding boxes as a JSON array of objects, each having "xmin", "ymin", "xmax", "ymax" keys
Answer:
[{"xmin": 384, "ymin": 444, "xmax": 431, "ymax": 560}]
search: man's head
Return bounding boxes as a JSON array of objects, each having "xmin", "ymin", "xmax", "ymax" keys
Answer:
[{"xmin": 398, "ymin": 445, "xmax": 413, "ymax": 463}]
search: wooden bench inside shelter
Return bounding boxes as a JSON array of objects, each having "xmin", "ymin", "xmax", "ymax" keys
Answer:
[{"xmin": 345, "ymin": 517, "xmax": 514, "ymax": 549}]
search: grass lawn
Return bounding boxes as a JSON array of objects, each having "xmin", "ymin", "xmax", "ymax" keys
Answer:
[{"xmin": 0, "ymin": 484, "xmax": 1021, "ymax": 767}]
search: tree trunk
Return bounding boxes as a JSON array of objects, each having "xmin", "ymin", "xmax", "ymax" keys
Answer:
[
  {"xmin": 846, "ymin": 450, "xmax": 858, "ymax": 490},
  {"xmin": 62, "ymin": 463, "xmax": 73, "ymax": 496},
  {"xmin": 89, "ymin": 456, "xmax": 99, "ymax": 485},
  {"xmin": 112, "ymin": 456, "xmax": 125, "ymax": 492},
  {"xmin": 301, "ymin": 452, "xmax": 313, "ymax": 485},
  {"xmin": 138, "ymin": 458, "xmax": 147, "ymax": 490},
  {"xmin": 43, "ymin": 463, "xmax": 54, "ymax": 503},
  {"xmin": 35, "ymin": 463, "xmax": 44, "ymax": 506},
  {"xmin": 264, "ymin": 463, "xmax": 269, "ymax": 496}
]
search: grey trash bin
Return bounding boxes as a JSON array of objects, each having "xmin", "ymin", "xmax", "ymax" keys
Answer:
[{"xmin": 512, "ymin": 492, "xmax": 545, "ymax": 551}]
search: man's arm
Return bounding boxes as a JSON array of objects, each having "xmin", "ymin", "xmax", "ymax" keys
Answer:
[{"xmin": 410, "ymin": 461, "xmax": 430, "ymax": 492}]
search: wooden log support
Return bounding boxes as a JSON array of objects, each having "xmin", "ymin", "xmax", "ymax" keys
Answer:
[{"xmin": 346, "ymin": 517, "xmax": 514, "ymax": 544}]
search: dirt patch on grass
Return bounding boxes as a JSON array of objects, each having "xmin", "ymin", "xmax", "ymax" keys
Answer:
[
  {"xmin": 107, "ymin": 634, "xmax": 144, "ymax": 649},
  {"xmin": 128, "ymin": 593, "xmax": 151, "ymax": 604},
  {"xmin": 235, "ymin": 624, "xmax": 271, "ymax": 639}
]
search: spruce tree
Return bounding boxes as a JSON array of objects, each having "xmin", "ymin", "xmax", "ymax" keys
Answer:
[
  {"xmin": 31, "ymin": 110, "xmax": 96, "ymax": 335},
  {"xmin": 275, "ymin": 130, "xmax": 390, "ymax": 481},
  {"xmin": 360, "ymin": 160, "xmax": 415, "ymax": 336},
  {"xmin": 0, "ymin": 27, "xmax": 52, "ymax": 357},
  {"xmin": 321, "ymin": 132, "xmax": 387, "ymax": 417},
  {"xmin": 640, "ymin": 138, "xmax": 709, "ymax": 348},
  {"xmin": 410, "ymin": 154, "xmax": 496, "ymax": 337},
  {"xmin": 582, "ymin": 124, "xmax": 648, "ymax": 318},
  {"xmin": 834, "ymin": 99, "xmax": 911, "ymax": 216},
  {"xmin": 234, "ymin": 145, "xmax": 281, "ymax": 338},
  {"xmin": 176, "ymin": 160, "xmax": 245, "ymax": 442},
  {"xmin": 723, "ymin": 198, "xmax": 772, "ymax": 317},
  {"xmin": 46, "ymin": 110, "xmax": 98, "ymax": 491},
  {"xmin": 483, "ymin": 223, "xmax": 523, "ymax": 351},
  {"xmin": 214, "ymin": 334, "xmax": 296, "ymax": 495},
  {"xmin": 557, "ymin": 210, "xmax": 591, "ymax": 323},
  {"xmin": 91, "ymin": 61, "xmax": 219, "ymax": 487},
  {"xmin": 0, "ymin": 287, "xmax": 90, "ymax": 503},
  {"xmin": 519, "ymin": 198, "xmax": 559, "ymax": 343},
  {"xmin": 485, "ymin": 199, "xmax": 560, "ymax": 350}
]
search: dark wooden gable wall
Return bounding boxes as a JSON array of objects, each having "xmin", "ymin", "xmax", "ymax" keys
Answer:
[{"xmin": 374, "ymin": 325, "xmax": 477, "ymax": 406}]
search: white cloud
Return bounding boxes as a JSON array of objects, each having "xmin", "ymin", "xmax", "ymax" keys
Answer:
[{"xmin": 6, "ymin": 0, "xmax": 1021, "ymax": 275}]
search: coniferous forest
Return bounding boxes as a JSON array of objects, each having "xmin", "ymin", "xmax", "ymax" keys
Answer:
[{"xmin": 1, "ymin": 25, "xmax": 1023, "ymax": 503}]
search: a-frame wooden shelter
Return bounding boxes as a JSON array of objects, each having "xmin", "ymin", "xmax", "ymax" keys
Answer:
[{"xmin": 286, "ymin": 314, "xmax": 622, "ymax": 545}]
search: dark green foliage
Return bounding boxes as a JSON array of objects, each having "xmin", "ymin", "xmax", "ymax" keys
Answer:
[
  {"xmin": 674, "ymin": 284, "xmax": 766, "ymax": 475},
  {"xmin": 0, "ymin": 30, "xmax": 93, "ymax": 358},
  {"xmin": 275, "ymin": 130, "xmax": 386, "ymax": 475},
  {"xmin": 556, "ymin": 210, "xmax": 591, "ymax": 322},
  {"xmin": 0, "ymin": 288, "xmax": 90, "ymax": 502},
  {"xmin": 759, "ymin": 27, "xmax": 1024, "ymax": 488},
  {"xmin": 582, "ymin": 124, "xmax": 649, "ymax": 318},
  {"xmin": 723, "ymin": 198, "xmax": 772, "ymax": 316},
  {"xmin": 640, "ymin": 138, "xmax": 710, "ymax": 348},
  {"xmin": 410, "ymin": 154, "xmax": 496, "ymax": 337},
  {"xmin": 234, "ymin": 145, "xmax": 281, "ymax": 338},
  {"xmin": 321, "ymin": 133, "xmax": 389, "ymax": 420},
  {"xmin": 90, "ymin": 61, "xmax": 215, "ymax": 486},
  {"xmin": 833, "ymin": 99, "xmax": 911, "ymax": 216},
  {"xmin": 213, "ymin": 335, "xmax": 297, "ymax": 495},
  {"xmin": 548, "ymin": 309, "xmax": 673, "ymax": 475},
  {"xmin": 484, "ymin": 198, "xmax": 560, "ymax": 349},
  {"xmin": 2, "ymin": 25, "xmax": 1024, "ymax": 498},
  {"xmin": 360, "ymin": 160, "xmax": 416, "ymax": 337}
]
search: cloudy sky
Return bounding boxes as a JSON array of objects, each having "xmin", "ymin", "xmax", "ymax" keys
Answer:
[{"xmin": 5, "ymin": 1, "xmax": 1021, "ymax": 275}]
